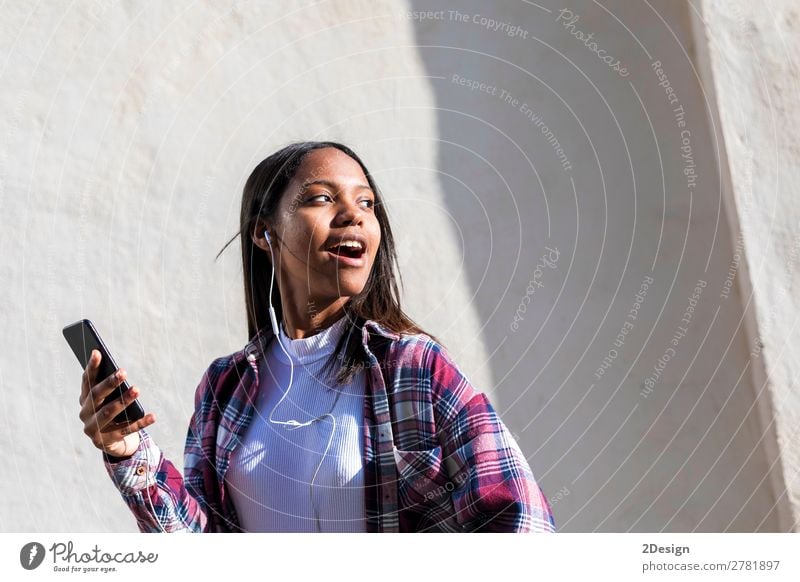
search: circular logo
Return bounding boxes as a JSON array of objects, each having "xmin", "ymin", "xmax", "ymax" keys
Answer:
[{"xmin": 20, "ymin": 542, "xmax": 46, "ymax": 570}]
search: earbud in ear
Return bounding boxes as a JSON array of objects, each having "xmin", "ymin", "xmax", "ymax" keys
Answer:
[{"xmin": 263, "ymin": 229, "xmax": 272, "ymax": 245}]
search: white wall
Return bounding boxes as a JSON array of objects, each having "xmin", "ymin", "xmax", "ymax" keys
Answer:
[
  {"xmin": 1, "ymin": 0, "xmax": 490, "ymax": 533},
  {"xmin": 692, "ymin": 0, "xmax": 800, "ymax": 532},
  {"xmin": 0, "ymin": 0, "xmax": 793, "ymax": 532}
]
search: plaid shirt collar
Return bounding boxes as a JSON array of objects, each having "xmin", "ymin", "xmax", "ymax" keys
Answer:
[{"xmin": 238, "ymin": 316, "xmax": 401, "ymax": 365}]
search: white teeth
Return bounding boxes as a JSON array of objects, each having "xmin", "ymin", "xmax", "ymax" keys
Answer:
[{"xmin": 330, "ymin": 240, "xmax": 363, "ymax": 250}]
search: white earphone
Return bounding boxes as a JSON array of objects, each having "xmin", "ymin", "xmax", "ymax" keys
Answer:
[
  {"xmin": 263, "ymin": 229, "xmax": 280, "ymax": 338},
  {"xmin": 262, "ymin": 228, "xmax": 341, "ymax": 530}
]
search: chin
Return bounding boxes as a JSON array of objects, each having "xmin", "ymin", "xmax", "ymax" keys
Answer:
[
  {"xmin": 337, "ymin": 282, "xmax": 367, "ymax": 297},
  {"xmin": 329, "ymin": 275, "xmax": 369, "ymax": 298}
]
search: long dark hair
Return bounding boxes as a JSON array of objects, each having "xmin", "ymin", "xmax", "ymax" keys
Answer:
[{"xmin": 216, "ymin": 140, "xmax": 441, "ymax": 384}]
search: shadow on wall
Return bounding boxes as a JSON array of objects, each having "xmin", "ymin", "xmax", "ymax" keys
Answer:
[{"xmin": 405, "ymin": 0, "xmax": 784, "ymax": 532}]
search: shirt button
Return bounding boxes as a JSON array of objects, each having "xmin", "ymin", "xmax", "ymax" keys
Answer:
[{"xmin": 135, "ymin": 466, "xmax": 146, "ymax": 476}]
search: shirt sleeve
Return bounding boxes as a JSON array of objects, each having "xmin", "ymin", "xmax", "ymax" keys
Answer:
[
  {"xmin": 102, "ymin": 366, "xmax": 216, "ymax": 533},
  {"xmin": 429, "ymin": 344, "xmax": 556, "ymax": 532}
]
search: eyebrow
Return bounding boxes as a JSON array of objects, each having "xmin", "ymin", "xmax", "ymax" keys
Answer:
[{"xmin": 300, "ymin": 179, "xmax": 373, "ymax": 194}]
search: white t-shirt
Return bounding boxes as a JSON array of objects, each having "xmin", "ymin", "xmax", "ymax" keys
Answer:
[{"xmin": 225, "ymin": 315, "xmax": 367, "ymax": 532}]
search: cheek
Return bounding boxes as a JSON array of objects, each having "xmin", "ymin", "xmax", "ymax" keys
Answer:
[
  {"xmin": 281, "ymin": 219, "xmax": 317, "ymax": 255},
  {"xmin": 368, "ymin": 220, "xmax": 382, "ymax": 258}
]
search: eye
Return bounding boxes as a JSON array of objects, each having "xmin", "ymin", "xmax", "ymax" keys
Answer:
[
  {"xmin": 359, "ymin": 198, "xmax": 375, "ymax": 209},
  {"xmin": 306, "ymin": 193, "xmax": 333, "ymax": 203}
]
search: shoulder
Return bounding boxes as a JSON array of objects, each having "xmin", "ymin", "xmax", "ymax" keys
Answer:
[
  {"xmin": 378, "ymin": 329, "xmax": 478, "ymax": 425},
  {"xmin": 191, "ymin": 353, "xmax": 246, "ymax": 409},
  {"xmin": 371, "ymin": 325, "xmax": 439, "ymax": 371},
  {"xmin": 385, "ymin": 330, "xmax": 471, "ymax": 383}
]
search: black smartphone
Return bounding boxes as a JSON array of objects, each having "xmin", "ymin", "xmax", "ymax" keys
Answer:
[{"xmin": 62, "ymin": 319, "xmax": 145, "ymax": 425}]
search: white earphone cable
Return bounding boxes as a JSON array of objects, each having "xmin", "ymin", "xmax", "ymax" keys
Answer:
[{"xmin": 262, "ymin": 228, "xmax": 341, "ymax": 532}]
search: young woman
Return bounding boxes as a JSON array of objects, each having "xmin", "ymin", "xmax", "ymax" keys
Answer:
[{"xmin": 78, "ymin": 141, "xmax": 556, "ymax": 533}]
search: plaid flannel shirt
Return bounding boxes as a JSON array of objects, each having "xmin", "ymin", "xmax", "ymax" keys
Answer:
[{"xmin": 103, "ymin": 319, "xmax": 556, "ymax": 533}]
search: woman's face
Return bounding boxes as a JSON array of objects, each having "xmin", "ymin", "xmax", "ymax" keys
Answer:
[{"xmin": 261, "ymin": 147, "xmax": 382, "ymax": 303}]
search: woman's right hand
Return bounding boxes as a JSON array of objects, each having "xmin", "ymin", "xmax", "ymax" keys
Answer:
[{"xmin": 79, "ymin": 349, "xmax": 157, "ymax": 459}]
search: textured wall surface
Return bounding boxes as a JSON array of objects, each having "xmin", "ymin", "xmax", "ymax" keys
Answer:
[
  {"xmin": 0, "ymin": 0, "xmax": 490, "ymax": 533},
  {"xmin": 692, "ymin": 0, "xmax": 800, "ymax": 531},
  {"xmin": 0, "ymin": 0, "xmax": 792, "ymax": 532}
]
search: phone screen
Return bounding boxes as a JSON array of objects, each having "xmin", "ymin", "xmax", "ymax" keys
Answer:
[{"xmin": 62, "ymin": 319, "xmax": 145, "ymax": 425}]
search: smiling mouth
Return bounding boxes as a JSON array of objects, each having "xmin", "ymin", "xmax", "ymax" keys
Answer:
[{"xmin": 326, "ymin": 244, "xmax": 366, "ymax": 260}]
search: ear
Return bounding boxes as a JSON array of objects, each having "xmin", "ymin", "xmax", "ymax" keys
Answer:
[{"xmin": 252, "ymin": 220, "xmax": 272, "ymax": 254}]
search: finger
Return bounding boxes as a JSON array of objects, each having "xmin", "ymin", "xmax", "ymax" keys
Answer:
[
  {"xmin": 83, "ymin": 389, "xmax": 126, "ymax": 432},
  {"xmin": 80, "ymin": 366, "xmax": 114, "ymax": 422},
  {"xmin": 100, "ymin": 411, "xmax": 157, "ymax": 440},
  {"xmin": 89, "ymin": 368, "xmax": 127, "ymax": 406},
  {"xmin": 81, "ymin": 350, "xmax": 101, "ymax": 402},
  {"xmin": 90, "ymin": 385, "xmax": 140, "ymax": 433},
  {"xmin": 81, "ymin": 369, "xmax": 124, "ymax": 420}
]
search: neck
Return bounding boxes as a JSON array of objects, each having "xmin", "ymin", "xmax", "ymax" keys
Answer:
[{"xmin": 277, "ymin": 279, "xmax": 350, "ymax": 340}]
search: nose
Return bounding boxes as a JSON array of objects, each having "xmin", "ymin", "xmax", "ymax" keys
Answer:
[{"xmin": 334, "ymin": 196, "xmax": 365, "ymax": 226}]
